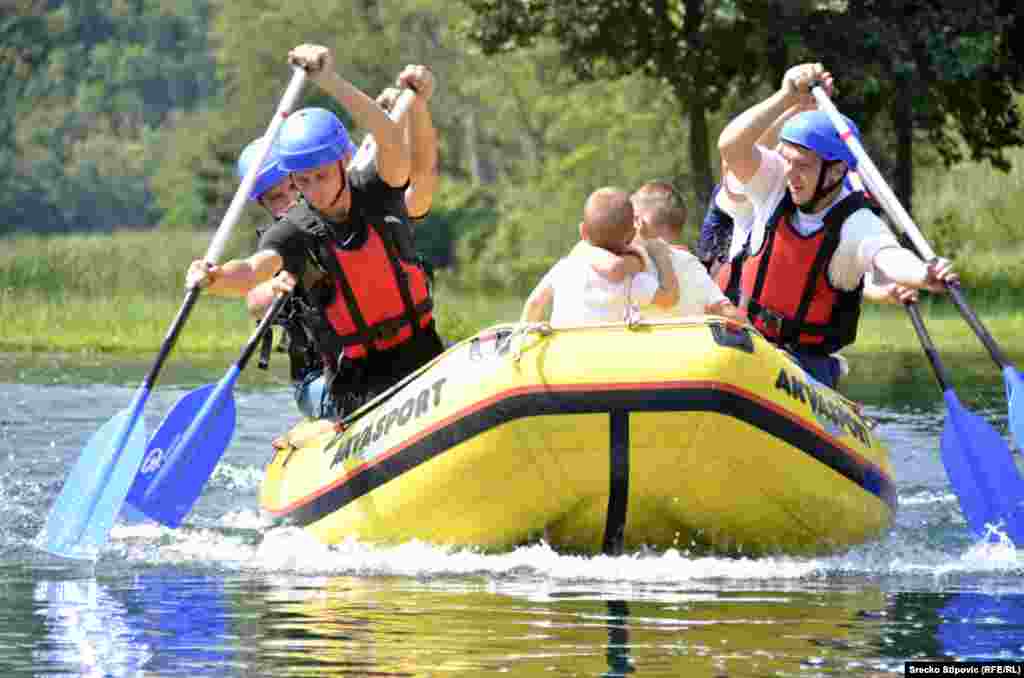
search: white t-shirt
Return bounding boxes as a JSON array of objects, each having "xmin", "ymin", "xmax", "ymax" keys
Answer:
[
  {"xmin": 734, "ymin": 146, "xmax": 901, "ymax": 291},
  {"xmin": 541, "ymin": 255, "xmax": 659, "ymax": 325},
  {"xmin": 714, "ymin": 180, "xmax": 756, "ymax": 261},
  {"xmin": 642, "ymin": 247, "xmax": 728, "ymax": 318}
]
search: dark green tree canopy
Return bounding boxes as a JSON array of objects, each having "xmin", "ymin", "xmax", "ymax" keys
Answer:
[
  {"xmin": 464, "ymin": 0, "xmax": 769, "ymax": 205},
  {"xmin": 799, "ymin": 0, "xmax": 1023, "ymax": 170}
]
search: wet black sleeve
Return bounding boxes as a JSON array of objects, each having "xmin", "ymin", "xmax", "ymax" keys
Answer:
[
  {"xmin": 349, "ymin": 160, "xmax": 409, "ymax": 218},
  {"xmin": 256, "ymin": 217, "xmax": 312, "ymax": 278}
]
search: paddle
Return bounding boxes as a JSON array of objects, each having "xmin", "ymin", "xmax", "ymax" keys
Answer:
[
  {"xmin": 122, "ymin": 87, "xmax": 421, "ymax": 527},
  {"xmin": 905, "ymin": 302, "xmax": 1024, "ymax": 542},
  {"xmin": 37, "ymin": 67, "xmax": 308, "ymax": 560},
  {"xmin": 125, "ymin": 293, "xmax": 291, "ymax": 527},
  {"xmin": 811, "ymin": 83, "xmax": 1024, "ymax": 451}
]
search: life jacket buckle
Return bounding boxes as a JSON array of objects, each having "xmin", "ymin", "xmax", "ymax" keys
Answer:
[{"xmin": 754, "ymin": 306, "xmax": 786, "ymax": 335}]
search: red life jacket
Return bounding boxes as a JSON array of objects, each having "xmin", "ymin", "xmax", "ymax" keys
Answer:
[
  {"xmin": 732, "ymin": 191, "xmax": 868, "ymax": 354},
  {"xmin": 288, "ymin": 204, "xmax": 434, "ymax": 361}
]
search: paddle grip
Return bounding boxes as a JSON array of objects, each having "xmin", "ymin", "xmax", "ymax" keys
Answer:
[{"xmin": 204, "ymin": 67, "xmax": 308, "ymax": 265}]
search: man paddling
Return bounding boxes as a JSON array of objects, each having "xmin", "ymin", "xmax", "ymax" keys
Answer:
[
  {"xmin": 715, "ymin": 62, "xmax": 958, "ymax": 388},
  {"xmin": 242, "ymin": 66, "xmax": 441, "ymax": 419},
  {"xmin": 186, "ymin": 43, "xmax": 444, "ymax": 421}
]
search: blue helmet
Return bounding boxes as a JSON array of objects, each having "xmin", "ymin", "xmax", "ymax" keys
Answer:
[
  {"xmin": 277, "ymin": 107, "xmax": 355, "ymax": 173},
  {"xmin": 237, "ymin": 137, "xmax": 288, "ymax": 202},
  {"xmin": 779, "ymin": 110, "xmax": 859, "ymax": 168}
]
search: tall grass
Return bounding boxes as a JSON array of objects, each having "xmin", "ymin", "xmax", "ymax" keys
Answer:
[
  {"xmin": 0, "ymin": 229, "xmax": 520, "ymax": 354},
  {"xmin": 912, "ymin": 144, "xmax": 1024, "ymax": 300},
  {"xmin": 2, "ymin": 140, "xmax": 1023, "ymax": 359},
  {"xmin": 0, "ymin": 227, "xmax": 249, "ymax": 298}
]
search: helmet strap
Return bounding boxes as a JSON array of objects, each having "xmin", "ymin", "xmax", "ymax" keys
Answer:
[
  {"xmin": 325, "ymin": 160, "xmax": 348, "ymax": 212},
  {"xmin": 800, "ymin": 160, "xmax": 847, "ymax": 214}
]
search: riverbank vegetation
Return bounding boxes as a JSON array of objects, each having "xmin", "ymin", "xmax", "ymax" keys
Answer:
[
  {"xmin": 1, "ymin": 226, "xmax": 1021, "ymax": 360},
  {"xmin": 1, "ymin": 1, "xmax": 1022, "ymax": 388}
]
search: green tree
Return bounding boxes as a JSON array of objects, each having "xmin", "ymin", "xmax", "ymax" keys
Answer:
[
  {"xmin": 3, "ymin": 0, "xmax": 216, "ymax": 231},
  {"xmin": 156, "ymin": 0, "xmax": 451, "ymax": 229},
  {"xmin": 0, "ymin": 1, "xmax": 61, "ymax": 232},
  {"xmin": 463, "ymin": 0, "xmax": 768, "ymax": 210},
  {"xmin": 795, "ymin": 0, "xmax": 1024, "ymax": 211}
]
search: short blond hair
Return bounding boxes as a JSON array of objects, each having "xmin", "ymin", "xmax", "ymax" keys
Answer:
[
  {"xmin": 632, "ymin": 180, "xmax": 684, "ymax": 209},
  {"xmin": 632, "ymin": 180, "xmax": 686, "ymax": 238}
]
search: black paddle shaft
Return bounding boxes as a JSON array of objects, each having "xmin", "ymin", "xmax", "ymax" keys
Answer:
[
  {"xmin": 237, "ymin": 292, "xmax": 291, "ymax": 371},
  {"xmin": 143, "ymin": 287, "xmax": 201, "ymax": 390},
  {"xmin": 946, "ymin": 282, "xmax": 1012, "ymax": 369},
  {"xmin": 905, "ymin": 302, "xmax": 954, "ymax": 392}
]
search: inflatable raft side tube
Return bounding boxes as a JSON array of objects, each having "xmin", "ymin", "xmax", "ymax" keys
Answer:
[{"xmin": 269, "ymin": 380, "xmax": 896, "ymax": 527}]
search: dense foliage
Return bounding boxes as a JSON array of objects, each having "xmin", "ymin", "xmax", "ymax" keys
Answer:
[
  {"xmin": 1, "ymin": 0, "xmax": 216, "ymax": 233},
  {"xmin": 2, "ymin": 0, "xmax": 1022, "ymax": 295}
]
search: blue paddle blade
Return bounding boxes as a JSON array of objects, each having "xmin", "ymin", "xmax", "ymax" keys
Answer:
[
  {"xmin": 1002, "ymin": 365, "xmax": 1024, "ymax": 453},
  {"xmin": 125, "ymin": 383, "xmax": 219, "ymax": 516},
  {"xmin": 126, "ymin": 371, "xmax": 239, "ymax": 527},
  {"xmin": 941, "ymin": 389, "xmax": 1024, "ymax": 543},
  {"xmin": 40, "ymin": 388, "xmax": 150, "ymax": 560}
]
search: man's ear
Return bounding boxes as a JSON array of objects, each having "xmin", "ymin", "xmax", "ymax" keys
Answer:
[
  {"xmin": 340, "ymin": 150, "xmax": 354, "ymax": 172},
  {"xmin": 830, "ymin": 160, "xmax": 849, "ymax": 184},
  {"xmin": 579, "ymin": 221, "xmax": 588, "ymax": 241}
]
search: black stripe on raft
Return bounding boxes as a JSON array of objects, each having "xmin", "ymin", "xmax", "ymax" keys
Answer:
[
  {"xmin": 602, "ymin": 410, "xmax": 630, "ymax": 556},
  {"xmin": 281, "ymin": 386, "xmax": 897, "ymax": 527}
]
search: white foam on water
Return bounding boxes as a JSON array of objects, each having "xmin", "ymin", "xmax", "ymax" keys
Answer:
[
  {"xmin": 234, "ymin": 531, "xmax": 826, "ymax": 582},
  {"xmin": 207, "ymin": 463, "xmax": 264, "ymax": 491},
  {"xmin": 899, "ymin": 490, "xmax": 959, "ymax": 506},
  {"xmin": 98, "ymin": 509, "xmax": 1024, "ymax": 586},
  {"xmin": 216, "ymin": 508, "xmax": 272, "ymax": 530}
]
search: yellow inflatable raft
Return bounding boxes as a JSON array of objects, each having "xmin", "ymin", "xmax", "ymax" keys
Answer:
[{"xmin": 260, "ymin": 318, "xmax": 896, "ymax": 556}]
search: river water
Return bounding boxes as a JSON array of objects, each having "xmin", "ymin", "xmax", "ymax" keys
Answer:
[{"xmin": 1, "ymin": 355, "xmax": 1022, "ymax": 677}]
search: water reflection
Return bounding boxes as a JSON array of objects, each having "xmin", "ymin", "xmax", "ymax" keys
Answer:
[
  {"xmin": 939, "ymin": 591, "xmax": 1024, "ymax": 660},
  {"xmin": 3, "ymin": 358, "xmax": 1023, "ymax": 676},
  {"xmin": 32, "ymin": 572, "xmax": 234, "ymax": 677},
  {"xmin": 127, "ymin": 573, "xmax": 235, "ymax": 675},
  {"xmin": 871, "ymin": 582, "xmax": 1024, "ymax": 664},
  {"xmin": 602, "ymin": 600, "xmax": 634, "ymax": 677},
  {"xmin": 237, "ymin": 576, "xmax": 906, "ymax": 676},
  {"xmin": 15, "ymin": 569, "xmax": 1024, "ymax": 676},
  {"xmin": 33, "ymin": 578, "xmax": 152, "ymax": 677}
]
